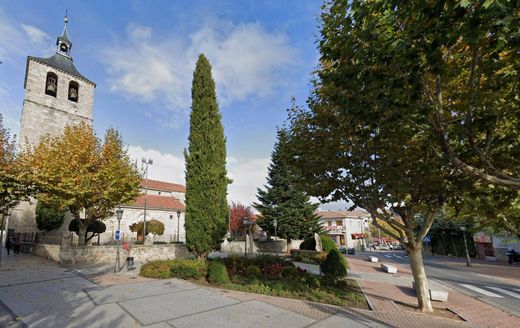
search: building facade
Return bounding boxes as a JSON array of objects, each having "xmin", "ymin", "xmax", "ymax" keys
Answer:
[{"xmin": 317, "ymin": 210, "xmax": 370, "ymax": 249}]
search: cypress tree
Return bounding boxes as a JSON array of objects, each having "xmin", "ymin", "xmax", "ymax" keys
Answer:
[
  {"xmin": 254, "ymin": 128, "xmax": 320, "ymax": 241},
  {"xmin": 185, "ymin": 54, "xmax": 230, "ymax": 258}
]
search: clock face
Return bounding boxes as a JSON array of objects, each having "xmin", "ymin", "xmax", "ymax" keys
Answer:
[{"xmin": 60, "ymin": 43, "xmax": 68, "ymax": 52}]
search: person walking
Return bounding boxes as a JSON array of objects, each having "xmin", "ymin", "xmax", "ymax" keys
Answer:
[
  {"xmin": 5, "ymin": 237, "xmax": 12, "ymax": 255},
  {"xmin": 13, "ymin": 236, "xmax": 21, "ymax": 256}
]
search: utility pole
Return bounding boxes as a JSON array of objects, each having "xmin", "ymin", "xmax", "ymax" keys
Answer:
[{"xmin": 460, "ymin": 225, "xmax": 471, "ymax": 267}]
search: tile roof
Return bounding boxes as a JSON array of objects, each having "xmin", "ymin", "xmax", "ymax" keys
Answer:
[
  {"xmin": 141, "ymin": 179, "xmax": 186, "ymax": 193},
  {"xmin": 126, "ymin": 195, "xmax": 185, "ymax": 211},
  {"xmin": 316, "ymin": 210, "xmax": 370, "ymax": 219}
]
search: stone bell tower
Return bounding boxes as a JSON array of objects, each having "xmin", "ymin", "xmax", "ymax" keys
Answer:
[
  {"xmin": 19, "ymin": 15, "xmax": 96, "ymax": 149},
  {"xmin": 11, "ymin": 16, "xmax": 96, "ymax": 233}
]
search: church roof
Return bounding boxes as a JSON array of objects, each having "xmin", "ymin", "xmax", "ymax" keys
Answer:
[
  {"xmin": 141, "ymin": 179, "xmax": 186, "ymax": 193},
  {"xmin": 126, "ymin": 195, "xmax": 185, "ymax": 211},
  {"xmin": 26, "ymin": 54, "xmax": 95, "ymax": 86}
]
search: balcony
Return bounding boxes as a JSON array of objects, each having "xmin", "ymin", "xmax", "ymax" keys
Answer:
[{"xmin": 323, "ymin": 226, "xmax": 346, "ymax": 234}]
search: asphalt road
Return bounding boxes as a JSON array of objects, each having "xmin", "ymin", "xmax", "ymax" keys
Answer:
[{"xmin": 363, "ymin": 250, "xmax": 520, "ymax": 317}]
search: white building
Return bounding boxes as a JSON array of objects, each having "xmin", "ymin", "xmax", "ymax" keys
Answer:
[
  {"xmin": 103, "ymin": 179, "xmax": 186, "ymax": 243},
  {"xmin": 317, "ymin": 210, "xmax": 370, "ymax": 249}
]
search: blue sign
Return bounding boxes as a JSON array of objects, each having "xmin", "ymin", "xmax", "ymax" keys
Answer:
[
  {"xmin": 115, "ymin": 230, "xmax": 121, "ymax": 241},
  {"xmin": 423, "ymin": 236, "xmax": 431, "ymax": 243}
]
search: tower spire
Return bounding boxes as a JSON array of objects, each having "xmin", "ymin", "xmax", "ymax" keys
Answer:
[{"xmin": 56, "ymin": 11, "xmax": 72, "ymax": 58}]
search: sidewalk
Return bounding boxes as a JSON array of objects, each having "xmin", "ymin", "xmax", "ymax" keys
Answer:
[
  {"xmin": 347, "ymin": 255, "xmax": 520, "ymax": 328},
  {"xmin": 0, "ymin": 251, "xmax": 386, "ymax": 328}
]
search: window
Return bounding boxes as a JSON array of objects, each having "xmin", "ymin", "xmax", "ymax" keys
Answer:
[
  {"xmin": 45, "ymin": 72, "xmax": 58, "ymax": 97},
  {"xmin": 170, "ymin": 215, "xmax": 173, "ymax": 220},
  {"xmin": 68, "ymin": 81, "xmax": 79, "ymax": 102},
  {"xmin": 158, "ymin": 191, "xmax": 161, "ymax": 195},
  {"xmin": 336, "ymin": 220, "xmax": 343, "ymax": 226},
  {"xmin": 327, "ymin": 221, "xmax": 332, "ymax": 226}
]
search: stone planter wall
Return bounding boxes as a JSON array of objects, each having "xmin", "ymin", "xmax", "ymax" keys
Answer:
[{"xmin": 22, "ymin": 243, "xmax": 189, "ymax": 265}]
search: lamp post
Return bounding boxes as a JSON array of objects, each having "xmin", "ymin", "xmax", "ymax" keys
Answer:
[
  {"xmin": 142, "ymin": 157, "xmax": 153, "ymax": 240},
  {"xmin": 0, "ymin": 208, "xmax": 10, "ymax": 267},
  {"xmin": 273, "ymin": 219, "xmax": 277, "ymax": 240},
  {"xmin": 176, "ymin": 210, "xmax": 181, "ymax": 242},
  {"xmin": 460, "ymin": 225, "xmax": 471, "ymax": 267},
  {"xmin": 114, "ymin": 208, "xmax": 124, "ymax": 272}
]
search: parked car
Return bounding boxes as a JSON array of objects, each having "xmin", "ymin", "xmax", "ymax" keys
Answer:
[
  {"xmin": 376, "ymin": 244, "xmax": 390, "ymax": 251},
  {"xmin": 393, "ymin": 244, "xmax": 405, "ymax": 250}
]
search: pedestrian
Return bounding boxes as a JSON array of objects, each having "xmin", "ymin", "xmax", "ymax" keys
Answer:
[
  {"xmin": 5, "ymin": 237, "xmax": 12, "ymax": 255},
  {"xmin": 13, "ymin": 236, "xmax": 21, "ymax": 256}
]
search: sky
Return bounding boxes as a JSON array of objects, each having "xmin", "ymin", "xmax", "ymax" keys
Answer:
[{"xmin": 0, "ymin": 0, "xmax": 348, "ymax": 210}]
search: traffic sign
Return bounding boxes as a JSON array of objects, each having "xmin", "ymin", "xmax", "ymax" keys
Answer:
[
  {"xmin": 115, "ymin": 230, "xmax": 121, "ymax": 241},
  {"xmin": 423, "ymin": 236, "xmax": 431, "ymax": 243}
]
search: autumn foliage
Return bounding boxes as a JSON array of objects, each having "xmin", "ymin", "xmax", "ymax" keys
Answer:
[{"xmin": 229, "ymin": 201, "xmax": 254, "ymax": 239}]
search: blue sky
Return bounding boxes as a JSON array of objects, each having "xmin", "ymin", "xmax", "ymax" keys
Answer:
[{"xmin": 0, "ymin": 1, "xmax": 346, "ymax": 209}]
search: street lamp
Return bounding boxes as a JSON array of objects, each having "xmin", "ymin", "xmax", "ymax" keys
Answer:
[
  {"xmin": 0, "ymin": 208, "xmax": 10, "ymax": 267},
  {"xmin": 460, "ymin": 225, "xmax": 471, "ymax": 267},
  {"xmin": 114, "ymin": 208, "xmax": 124, "ymax": 272},
  {"xmin": 142, "ymin": 157, "xmax": 153, "ymax": 239},
  {"xmin": 273, "ymin": 219, "xmax": 277, "ymax": 240},
  {"xmin": 176, "ymin": 209, "xmax": 181, "ymax": 242}
]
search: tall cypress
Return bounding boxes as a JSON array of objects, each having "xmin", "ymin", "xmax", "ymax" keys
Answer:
[
  {"xmin": 254, "ymin": 128, "xmax": 320, "ymax": 241},
  {"xmin": 184, "ymin": 54, "xmax": 229, "ymax": 258}
]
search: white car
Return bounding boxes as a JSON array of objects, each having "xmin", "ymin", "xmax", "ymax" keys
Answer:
[{"xmin": 376, "ymin": 244, "xmax": 390, "ymax": 251}]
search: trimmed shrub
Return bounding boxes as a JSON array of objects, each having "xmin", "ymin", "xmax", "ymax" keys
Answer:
[
  {"xmin": 130, "ymin": 219, "xmax": 165, "ymax": 235},
  {"xmin": 207, "ymin": 260, "xmax": 229, "ymax": 285},
  {"xmin": 322, "ymin": 248, "xmax": 348, "ymax": 282},
  {"xmin": 299, "ymin": 235, "xmax": 337, "ymax": 252},
  {"xmin": 35, "ymin": 201, "xmax": 65, "ymax": 232},
  {"xmin": 290, "ymin": 249, "xmax": 327, "ymax": 264},
  {"xmin": 281, "ymin": 266, "xmax": 298, "ymax": 278},
  {"xmin": 140, "ymin": 260, "xmax": 174, "ymax": 279},
  {"xmin": 170, "ymin": 259, "xmax": 207, "ymax": 280},
  {"xmin": 245, "ymin": 265, "xmax": 261, "ymax": 279}
]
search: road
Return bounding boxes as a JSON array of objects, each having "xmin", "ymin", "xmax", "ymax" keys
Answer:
[{"xmin": 363, "ymin": 250, "xmax": 520, "ymax": 317}]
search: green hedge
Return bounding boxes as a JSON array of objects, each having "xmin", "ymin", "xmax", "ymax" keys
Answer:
[
  {"xmin": 140, "ymin": 259, "xmax": 207, "ymax": 280},
  {"xmin": 170, "ymin": 259, "xmax": 207, "ymax": 280},
  {"xmin": 300, "ymin": 235, "xmax": 337, "ymax": 252},
  {"xmin": 322, "ymin": 248, "xmax": 348, "ymax": 282},
  {"xmin": 207, "ymin": 260, "xmax": 229, "ymax": 285}
]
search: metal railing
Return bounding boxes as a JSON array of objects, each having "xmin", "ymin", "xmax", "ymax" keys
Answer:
[{"xmin": 19, "ymin": 231, "xmax": 185, "ymax": 246}]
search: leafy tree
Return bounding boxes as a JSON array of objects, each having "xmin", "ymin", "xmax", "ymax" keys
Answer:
[
  {"xmin": 0, "ymin": 114, "xmax": 31, "ymax": 212},
  {"xmin": 69, "ymin": 219, "xmax": 107, "ymax": 243},
  {"xmin": 22, "ymin": 123, "xmax": 140, "ymax": 245},
  {"xmin": 184, "ymin": 54, "xmax": 230, "ymax": 258},
  {"xmin": 229, "ymin": 201, "xmax": 255, "ymax": 239},
  {"xmin": 286, "ymin": 0, "xmax": 482, "ymax": 311},
  {"xmin": 130, "ymin": 219, "xmax": 165, "ymax": 238},
  {"xmin": 254, "ymin": 128, "xmax": 321, "ymax": 242},
  {"xmin": 35, "ymin": 201, "xmax": 65, "ymax": 232}
]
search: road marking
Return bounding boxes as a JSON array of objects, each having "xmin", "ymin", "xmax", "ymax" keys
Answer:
[
  {"xmin": 384, "ymin": 255, "xmax": 391, "ymax": 258},
  {"xmin": 460, "ymin": 284, "xmax": 504, "ymax": 298},
  {"xmin": 487, "ymin": 286, "xmax": 520, "ymax": 299}
]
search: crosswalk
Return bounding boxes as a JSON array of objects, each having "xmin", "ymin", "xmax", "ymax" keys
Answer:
[
  {"xmin": 459, "ymin": 283, "xmax": 520, "ymax": 299},
  {"xmin": 383, "ymin": 254, "xmax": 406, "ymax": 260}
]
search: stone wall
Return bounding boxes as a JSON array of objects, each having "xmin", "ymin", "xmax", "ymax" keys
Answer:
[
  {"xmin": 22, "ymin": 243, "xmax": 189, "ymax": 265},
  {"xmin": 221, "ymin": 239, "xmax": 302, "ymax": 255}
]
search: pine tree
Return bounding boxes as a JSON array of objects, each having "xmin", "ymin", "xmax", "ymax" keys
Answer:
[
  {"xmin": 185, "ymin": 54, "xmax": 230, "ymax": 258},
  {"xmin": 254, "ymin": 128, "xmax": 320, "ymax": 241}
]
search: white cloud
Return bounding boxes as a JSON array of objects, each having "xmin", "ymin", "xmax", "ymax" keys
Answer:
[
  {"xmin": 103, "ymin": 21, "xmax": 297, "ymax": 120},
  {"xmin": 127, "ymin": 145, "xmax": 269, "ymax": 207},
  {"xmin": 21, "ymin": 24, "xmax": 50, "ymax": 44}
]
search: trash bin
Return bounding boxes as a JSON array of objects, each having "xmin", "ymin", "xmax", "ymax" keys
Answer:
[
  {"xmin": 347, "ymin": 248, "xmax": 356, "ymax": 255},
  {"xmin": 126, "ymin": 256, "xmax": 134, "ymax": 267}
]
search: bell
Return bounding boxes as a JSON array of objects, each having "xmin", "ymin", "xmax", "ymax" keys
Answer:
[{"xmin": 46, "ymin": 83, "xmax": 56, "ymax": 93}]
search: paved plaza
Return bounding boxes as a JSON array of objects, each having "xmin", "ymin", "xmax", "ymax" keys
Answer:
[{"xmin": 0, "ymin": 252, "xmax": 385, "ymax": 328}]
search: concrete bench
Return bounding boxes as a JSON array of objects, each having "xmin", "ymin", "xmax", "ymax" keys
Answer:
[
  {"xmin": 368, "ymin": 256, "xmax": 379, "ymax": 263},
  {"xmin": 413, "ymin": 281, "xmax": 449, "ymax": 302},
  {"xmin": 381, "ymin": 263, "xmax": 397, "ymax": 274}
]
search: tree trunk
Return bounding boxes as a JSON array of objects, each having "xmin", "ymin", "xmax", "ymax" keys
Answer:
[
  {"xmin": 408, "ymin": 245, "xmax": 433, "ymax": 312},
  {"xmin": 78, "ymin": 225, "xmax": 87, "ymax": 246}
]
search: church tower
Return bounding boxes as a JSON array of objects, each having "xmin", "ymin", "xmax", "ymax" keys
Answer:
[{"xmin": 19, "ymin": 15, "xmax": 96, "ymax": 149}]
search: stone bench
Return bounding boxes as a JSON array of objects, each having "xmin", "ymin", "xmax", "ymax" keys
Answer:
[
  {"xmin": 381, "ymin": 263, "xmax": 397, "ymax": 274},
  {"xmin": 368, "ymin": 256, "xmax": 379, "ymax": 263},
  {"xmin": 413, "ymin": 281, "xmax": 449, "ymax": 302}
]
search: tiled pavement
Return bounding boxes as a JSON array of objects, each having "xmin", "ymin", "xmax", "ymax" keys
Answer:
[
  {"xmin": 0, "ymin": 251, "xmax": 386, "ymax": 328},
  {"xmin": 346, "ymin": 255, "xmax": 520, "ymax": 328}
]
